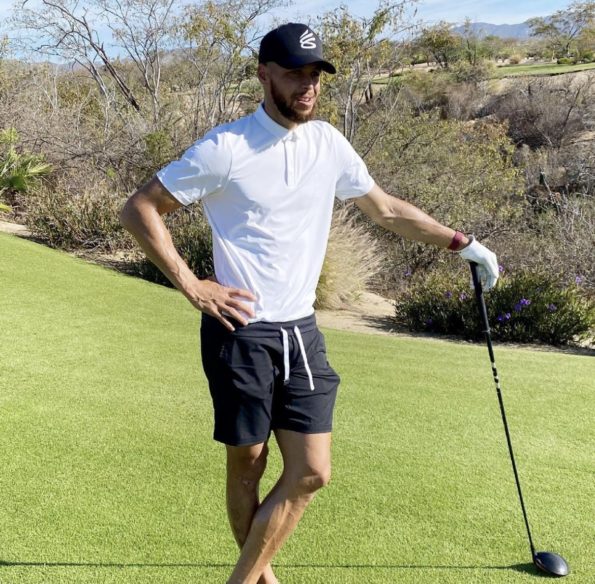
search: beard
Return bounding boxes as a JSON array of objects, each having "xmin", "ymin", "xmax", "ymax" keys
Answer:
[{"xmin": 270, "ymin": 79, "xmax": 317, "ymax": 124}]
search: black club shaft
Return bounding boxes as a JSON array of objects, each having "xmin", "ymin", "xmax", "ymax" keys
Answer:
[{"xmin": 470, "ymin": 262, "xmax": 536, "ymax": 558}]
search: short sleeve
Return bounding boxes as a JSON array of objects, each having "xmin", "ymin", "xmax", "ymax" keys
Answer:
[
  {"xmin": 156, "ymin": 129, "xmax": 232, "ymax": 206},
  {"xmin": 333, "ymin": 129, "xmax": 375, "ymax": 201}
]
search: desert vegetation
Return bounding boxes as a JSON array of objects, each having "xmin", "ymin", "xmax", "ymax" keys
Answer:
[{"xmin": 1, "ymin": 0, "xmax": 593, "ymax": 345}]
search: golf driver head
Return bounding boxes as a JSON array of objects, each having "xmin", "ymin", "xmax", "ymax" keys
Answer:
[{"xmin": 534, "ymin": 551, "xmax": 570, "ymax": 577}]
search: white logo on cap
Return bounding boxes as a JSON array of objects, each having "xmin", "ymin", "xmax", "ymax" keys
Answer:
[{"xmin": 300, "ymin": 30, "xmax": 317, "ymax": 50}]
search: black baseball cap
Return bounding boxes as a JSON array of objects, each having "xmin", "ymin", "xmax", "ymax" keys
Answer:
[{"xmin": 258, "ymin": 23, "xmax": 336, "ymax": 74}]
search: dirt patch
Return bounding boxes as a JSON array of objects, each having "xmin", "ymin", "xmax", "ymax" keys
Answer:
[
  {"xmin": 316, "ymin": 292, "xmax": 398, "ymax": 336},
  {"xmin": 0, "ymin": 219, "xmax": 30, "ymax": 236}
]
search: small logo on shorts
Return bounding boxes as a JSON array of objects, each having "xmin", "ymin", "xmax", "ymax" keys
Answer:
[{"xmin": 300, "ymin": 30, "xmax": 317, "ymax": 49}]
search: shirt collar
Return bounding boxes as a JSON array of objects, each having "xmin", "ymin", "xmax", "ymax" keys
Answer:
[{"xmin": 254, "ymin": 103, "xmax": 301, "ymax": 141}]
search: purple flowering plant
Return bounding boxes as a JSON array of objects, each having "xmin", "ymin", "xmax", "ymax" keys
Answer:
[
  {"xmin": 393, "ymin": 269, "xmax": 593, "ymax": 345},
  {"xmin": 514, "ymin": 297, "xmax": 532, "ymax": 312}
]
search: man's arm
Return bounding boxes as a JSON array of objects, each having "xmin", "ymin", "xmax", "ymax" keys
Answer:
[
  {"xmin": 355, "ymin": 183, "xmax": 469, "ymax": 249},
  {"xmin": 355, "ymin": 183, "xmax": 499, "ymax": 289},
  {"xmin": 120, "ymin": 177, "xmax": 256, "ymax": 330}
]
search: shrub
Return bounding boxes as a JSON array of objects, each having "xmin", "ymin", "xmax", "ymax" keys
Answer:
[
  {"xmin": 557, "ymin": 57, "xmax": 576, "ymax": 65},
  {"xmin": 390, "ymin": 69, "xmax": 454, "ymax": 114},
  {"xmin": 130, "ymin": 205, "xmax": 214, "ymax": 285},
  {"xmin": 140, "ymin": 130, "xmax": 176, "ymax": 184},
  {"xmin": 394, "ymin": 270, "xmax": 594, "ymax": 346},
  {"xmin": 484, "ymin": 76, "xmax": 591, "ymax": 149},
  {"xmin": 443, "ymin": 81, "xmax": 485, "ymax": 120},
  {"xmin": 504, "ymin": 145, "xmax": 595, "ymax": 290},
  {"xmin": 0, "ymin": 128, "xmax": 52, "ymax": 208},
  {"xmin": 394, "ymin": 67, "xmax": 494, "ymax": 120},
  {"xmin": 25, "ymin": 180, "xmax": 131, "ymax": 251},
  {"xmin": 359, "ymin": 112, "xmax": 524, "ymax": 294},
  {"xmin": 449, "ymin": 60, "xmax": 495, "ymax": 84},
  {"xmin": 315, "ymin": 205, "xmax": 382, "ymax": 310}
]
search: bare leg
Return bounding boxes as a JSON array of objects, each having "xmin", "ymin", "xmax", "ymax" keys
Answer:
[
  {"xmin": 226, "ymin": 442, "xmax": 278, "ymax": 584},
  {"xmin": 226, "ymin": 430, "xmax": 332, "ymax": 584}
]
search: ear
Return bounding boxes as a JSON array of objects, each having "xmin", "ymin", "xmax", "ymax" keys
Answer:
[{"xmin": 257, "ymin": 63, "xmax": 268, "ymax": 85}]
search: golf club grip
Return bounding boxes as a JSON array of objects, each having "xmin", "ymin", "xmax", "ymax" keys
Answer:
[{"xmin": 470, "ymin": 262, "xmax": 496, "ymax": 364}]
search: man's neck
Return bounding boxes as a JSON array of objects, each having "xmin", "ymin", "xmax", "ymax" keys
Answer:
[{"xmin": 262, "ymin": 100, "xmax": 299, "ymax": 131}]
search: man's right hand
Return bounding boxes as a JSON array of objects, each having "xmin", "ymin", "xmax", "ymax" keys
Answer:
[
  {"xmin": 187, "ymin": 279, "xmax": 257, "ymax": 331},
  {"xmin": 121, "ymin": 177, "xmax": 256, "ymax": 331}
]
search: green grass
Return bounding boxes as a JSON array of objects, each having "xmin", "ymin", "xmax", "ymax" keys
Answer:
[
  {"xmin": 371, "ymin": 61, "xmax": 595, "ymax": 85},
  {"xmin": 492, "ymin": 61, "xmax": 595, "ymax": 78},
  {"xmin": 1, "ymin": 232, "xmax": 593, "ymax": 583}
]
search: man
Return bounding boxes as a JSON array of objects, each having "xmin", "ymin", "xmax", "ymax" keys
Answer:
[{"xmin": 120, "ymin": 23, "xmax": 499, "ymax": 584}]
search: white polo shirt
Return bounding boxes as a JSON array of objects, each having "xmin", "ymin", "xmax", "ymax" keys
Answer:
[{"xmin": 157, "ymin": 104, "xmax": 375, "ymax": 322}]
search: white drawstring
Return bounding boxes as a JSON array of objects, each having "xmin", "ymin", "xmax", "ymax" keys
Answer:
[
  {"xmin": 280, "ymin": 326, "xmax": 315, "ymax": 391},
  {"xmin": 281, "ymin": 327, "xmax": 290, "ymax": 385},
  {"xmin": 294, "ymin": 326, "xmax": 315, "ymax": 391}
]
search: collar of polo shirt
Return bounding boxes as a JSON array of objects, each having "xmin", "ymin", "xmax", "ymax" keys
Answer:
[{"xmin": 254, "ymin": 103, "xmax": 302, "ymax": 141}]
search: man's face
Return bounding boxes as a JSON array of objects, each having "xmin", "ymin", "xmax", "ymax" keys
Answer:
[{"xmin": 260, "ymin": 62, "xmax": 322, "ymax": 124}]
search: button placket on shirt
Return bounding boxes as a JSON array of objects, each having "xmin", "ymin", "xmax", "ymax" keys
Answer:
[{"xmin": 283, "ymin": 132, "xmax": 298, "ymax": 187}]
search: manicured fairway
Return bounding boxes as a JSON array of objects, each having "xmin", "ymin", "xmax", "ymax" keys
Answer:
[
  {"xmin": 492, "ymin": 61, "xmax": 595, "ymax": 77},
  {"xmin": 1, "ymin": 232, "xmax": 593, "ymax": 583}
]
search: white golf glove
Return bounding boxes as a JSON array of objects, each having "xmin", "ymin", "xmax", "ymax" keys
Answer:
[{"xmin": 458, "ymin": 236, "xmax": 499, "ymax": 291}]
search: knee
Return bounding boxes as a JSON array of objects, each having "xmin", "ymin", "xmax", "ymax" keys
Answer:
[
  {"xmin": 287, "ymin": 465, "xmax": 331, "ymax": 497},
  {"xmin": 227, "ymin": 443, "xmax": 269, "ymax": 486}
]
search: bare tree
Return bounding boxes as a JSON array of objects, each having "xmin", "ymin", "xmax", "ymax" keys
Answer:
[
  {"xmin": 97, "ymin": 0, "xmax": 176, "ymax": 124},
  {"xmin": 528, "ymin": 1, "xmax": 595, "ymax": 59},
  {"xmin": 13, "ymin": 0, "xmax": 141, "ymax": 111},
  {"xmin": 12, "ymin": 0, "xmax": 178, "ymax": 123},
  {"xmin": 177, "ymin": 0, "xmax": 286, "ymax": 137},
  {"xmin": 317, "ymin": 1, "xmax": 417, "ymax": 145}
]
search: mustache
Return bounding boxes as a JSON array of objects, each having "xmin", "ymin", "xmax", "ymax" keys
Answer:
[{"xmin": 270, "ymin": 80, "xmax": 318, "ymax": 123}]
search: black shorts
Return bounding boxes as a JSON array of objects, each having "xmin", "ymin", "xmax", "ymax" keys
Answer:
[{"xmin": 200, "ymin": 313, "xmax": 340, "ymax": 446}]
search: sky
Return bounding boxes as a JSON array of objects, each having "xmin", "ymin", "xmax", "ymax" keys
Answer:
[
  {"xmin": 0, "ymin": 0, "xmax": 574, "ymax": 25},
  {"xmin": 265, "ymin": 0, "xmax": 575, "ymax": 28},
  {"xmin": 0, "ymin": 0, "xmax": 575, "ymax": 47}
]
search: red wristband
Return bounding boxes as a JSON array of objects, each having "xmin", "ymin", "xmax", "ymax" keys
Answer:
[{"xmin": 448, "ymin": 230, "xmax": 464, "ymax": 251}]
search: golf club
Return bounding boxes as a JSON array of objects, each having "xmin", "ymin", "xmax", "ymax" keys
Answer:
[{"xmin": 469, "ymin": 262, "xmax": 569, "ymax": 578}]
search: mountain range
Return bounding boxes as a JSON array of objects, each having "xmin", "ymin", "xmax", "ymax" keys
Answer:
[{"xmin": 452, "ymin": 21, "xmax": 532, "ymax": 40}]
